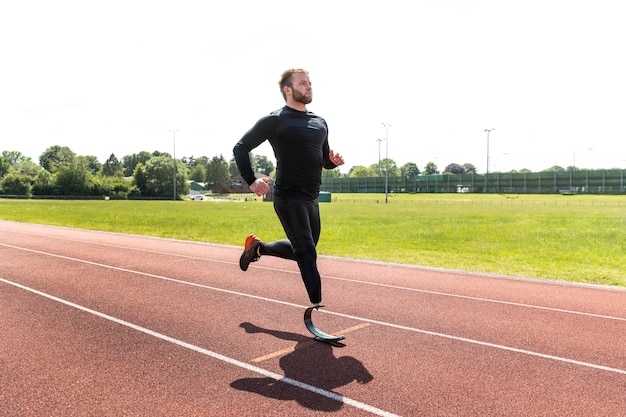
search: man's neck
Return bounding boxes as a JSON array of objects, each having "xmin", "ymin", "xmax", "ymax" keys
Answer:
[{"xmin": 285, "ymin": 100, "xmax": 306, "ymax": 112}]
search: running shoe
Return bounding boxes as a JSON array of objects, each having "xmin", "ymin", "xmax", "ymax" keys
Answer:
[{"xmin": 239, "ymin": 234, "xmax": 262, "ymax": 271}]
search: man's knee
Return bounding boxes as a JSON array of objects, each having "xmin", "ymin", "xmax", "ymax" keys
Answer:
[{"xmin": 295, "ymin": 244, "xmax": 317, "ymax": 265}]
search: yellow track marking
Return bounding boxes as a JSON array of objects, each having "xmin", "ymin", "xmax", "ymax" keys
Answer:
[{"xmin": 252, "ymin": 323, "xmax": 371, "ymax": 363}]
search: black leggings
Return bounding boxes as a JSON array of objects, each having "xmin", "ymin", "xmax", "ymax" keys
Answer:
[{"xmin": 259, "ymin": 196, "xmax": 322, "ymax": 304}]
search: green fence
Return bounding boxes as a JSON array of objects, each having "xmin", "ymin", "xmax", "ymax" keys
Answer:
[{"xmin": 322, "ymin": 170, "xmax": 626, "ymax": 195}]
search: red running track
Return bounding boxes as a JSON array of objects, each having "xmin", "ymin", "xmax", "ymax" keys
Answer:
[{"xmin": 1, "ymin": 220, "xmax": 625, "ymax": 416}]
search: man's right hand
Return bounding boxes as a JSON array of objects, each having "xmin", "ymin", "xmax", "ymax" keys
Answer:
[{"xmin": 250, "ymin": 177, "xmax": 271, "ymax": 196}]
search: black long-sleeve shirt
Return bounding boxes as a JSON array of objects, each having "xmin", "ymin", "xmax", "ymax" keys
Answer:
[{"xmin": 233, "ymin": 106, "xmax": 336, "ymax": 200}]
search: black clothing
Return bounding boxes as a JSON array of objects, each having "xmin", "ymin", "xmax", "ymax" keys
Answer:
[
  {"xmin": 233, "ymin": 106, "xmax": 336, "ymax": 200},
  {"xmin": 233, "ymin": 105, "xmax": 336, "ymax": 304},
  {"xmin": 262, "ymin": 196, "xmax": 322, "ymax": 303}
]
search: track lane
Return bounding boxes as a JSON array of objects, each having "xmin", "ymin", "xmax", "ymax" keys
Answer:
[
  {"xmin": 1, "ymin": 280, "xmax": 377, "ymax": 417},
  {"xmin": 3, "ymin": 231, "xmax": 624, "ymax": 370},
  {"xmin": 4, "ymin": 221, "xmax": 625, "ymax": 317},
  {"xmin": 4, "ymin": 237, "xmax": 624, "ymax": 372},
  {"xmin": 2, "ymin": 221, "xmax": 625, "ymax": 416}
]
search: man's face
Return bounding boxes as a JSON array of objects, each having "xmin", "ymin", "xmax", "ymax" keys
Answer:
[{"xmin": 289, "ymin": 73, "xmax": 313, "ymax": 104}]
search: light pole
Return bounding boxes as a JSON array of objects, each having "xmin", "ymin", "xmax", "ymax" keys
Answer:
[
  {"xmin": 484, "ymin": 128, "xmax": 494, "ymax": 174},
  {"xmin": 170, "ymin": 129, "xmax": 178, "ymax": 200},
  {"xmin": 383, "ymin": 123, "xmax": 391, "ymax": 203},
  {"xmin": 376, "ymin": 138, "xmax": 384, "ymax": 176}
]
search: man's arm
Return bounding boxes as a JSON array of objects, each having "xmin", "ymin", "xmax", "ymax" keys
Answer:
[
  {"xmin": 233, "ymin": 115, "xmax": 275, "ymax": 186},
  {"xmin": 321, "ymin": 124, "xmax": 343, "ymax": 169}
]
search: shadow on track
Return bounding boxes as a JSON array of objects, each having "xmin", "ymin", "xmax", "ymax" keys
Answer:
[{"xmin": 230, "ymin": 322, "xmax": 374, "ymax": 412}]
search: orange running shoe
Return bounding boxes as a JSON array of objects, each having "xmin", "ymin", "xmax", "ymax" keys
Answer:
[{"xmin": 239, "ymin": 234, "xmax": 262, "ymax": 271}]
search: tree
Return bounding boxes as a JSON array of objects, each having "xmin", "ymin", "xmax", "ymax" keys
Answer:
[
  {"xmin": 92, "ymin": 174, "xmax": 135, "ymax": 197},
  {"xmin": 32, "ymin": 169, "xmax": 56, "ymax": 195},
  {"xmin": 2, "ymin": 151, "xmax": 27, "ymax": 166},
  {"xmin": 102, "ymin": 154, "xmax": 123, "ymax": 176},
  {"xmin": 322, "ymin": 168, "xmax": 342, "ymax": 178},
  {"xmin": 254, "ymin": 155, "xmax": 275, "ymax": 176},
  {"xmin": 228, "ymin": 153, "xmax": 275, "ymax": 177},
  {"xmin": 0, "ymin": 157, "xmax": 10, "ymax": 178},
  {"xmin": 423, "ymin": 162, "xmax": 439, "ymax": 175},
  {"xmin": 14, "ymin": 158, "xmax": 41, "ymax": 177},
  {"xmin": 39, "ymin": 145, "xmax": 76, "ymax": 173},
  {"xmin": 122, "ymin": 151, "xmax": 155, "ymax": 176},
  {"xmin": 189, "ymin": 164, "xmax": 207, "ymax": 182},
  {"xmin": 206, "ymin": 155, "xmax": 230, "ymax": 194},
  {"xmin": 229, "ymin": 158, "xmax": 240, "ymax": 176},
  {"xmin": 182, "ymin": 156, "xmax": 195, "ymax": 167},
  {"xmin": 141, "ymin": 155, "xmax": 188, "ymax": 198},
  {"xmin": 463, "ymin": 163, "xmax": 477, "ymax": 174},
  {"xmin": 0, "ymin": 172, "xmax": 32, "ymax": 196},
  {"xmin": 77, "ymin": 155, "xmax": 102, "ymax": 175},
  {"xmin": 400, "ymin": 162, "xmax": 420, "ymax": 178},
  {"xmin": 379, "ymin": 158, "xmax": 399, "ymax": 177},
  {"xmin": 142, "ymin": 156, "xmax": 171, "ymax": 197},
  {"xmin": 132, "ymin": 163, "xmax": 148, "ymax": 195},
  {"xmin": 369, "ymin": 163, "xmax": 383, "ymax": 176},
  {"xmin": 194, "ymin": 156, "xmax": 209, "ymax": 168},
  {"xmin": 443, "ymin": 163, "xmax": 467, "ymax": 174},
  {"xmin": 348, "ymin": 165, "xmax": 376, "ymax": 177},
  {"xmin": 182, "ymin": 155, "xmax": 209, "ymax": 169},
  {"xmin": 54, "ymin": 160, "xmax": 93, "ymax": 195},
  {"xmin": 543, "ymin": 165, "xmax": 565, "ymax": 172}
]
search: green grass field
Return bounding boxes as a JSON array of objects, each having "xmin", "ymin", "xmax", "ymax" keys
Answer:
[{"xmin": 1, "ymin": 193, "xmax": 625, "ymax": 287}]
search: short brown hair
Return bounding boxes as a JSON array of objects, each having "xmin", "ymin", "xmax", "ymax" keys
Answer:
[{"xmin": 278, "ymin": 68, "xmax": 308, "ymax": 101}]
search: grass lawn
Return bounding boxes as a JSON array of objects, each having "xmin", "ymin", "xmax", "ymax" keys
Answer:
[{"xmin": 1, "ymin": 193, "xmax": 625, "ymax": 287}]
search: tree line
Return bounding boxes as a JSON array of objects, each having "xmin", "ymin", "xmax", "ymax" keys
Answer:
[
  {"xmin": 0, "ymin": 146, "xmax": 276, "ymax": 198},
  {"xmin": 2, "ymin": 145, "xmax": 590, "ymax": 198},
  {"xmin": 1, "ymin": 144, "xmax": 473, "ymax": 198},
  {"xmin": 343, "ymin": 161, "xmax": 478, "ymax": 178}
]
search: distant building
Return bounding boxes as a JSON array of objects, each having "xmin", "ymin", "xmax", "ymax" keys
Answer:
[
  {"xmin": 189, "ymin": 181, "xmax": 206, "ymax": 192},
  {"xmin": 229, "ymin": 173, "xmax": 270, "ymax": 193}
]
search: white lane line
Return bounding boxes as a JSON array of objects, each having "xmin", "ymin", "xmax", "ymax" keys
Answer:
[
  {"xmin": 330, "ymin": 310, "xmax": 626, "ymax": 375},
  {"xmin": 2, "ymin": 236, "xmax": 625, "ymax": 323},
  {"xmin": 3, "ymin": 243, "xmax": 626, "ymax": 376},
  {"xmin": 320, "ymin": 275, "xmax": 626, "ymax": 322},
  {"xmin": 0, "ymin": 277, "xmax": 401, "ymax": 417}
]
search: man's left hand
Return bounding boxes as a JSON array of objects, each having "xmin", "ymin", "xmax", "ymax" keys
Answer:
[{"xmin": 329, "ymin": 150, "xmax": 344, "ymax": 167}]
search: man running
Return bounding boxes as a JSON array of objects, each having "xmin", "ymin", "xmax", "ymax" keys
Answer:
[{"xmin": 233, "ymin": 68, "xmax": 344, "ymax": 305}]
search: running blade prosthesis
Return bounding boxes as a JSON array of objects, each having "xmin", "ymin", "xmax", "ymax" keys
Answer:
[{"xmin": 303, "ymin": 304, "xmax": 345, "ymax": 342}]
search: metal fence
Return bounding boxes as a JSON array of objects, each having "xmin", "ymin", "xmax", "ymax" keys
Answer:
[{"xmin": 321, "ymin": 170, "xmax": 626, "ymax": 195}]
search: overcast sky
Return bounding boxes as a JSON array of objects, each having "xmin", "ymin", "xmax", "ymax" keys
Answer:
[{"xmin": 2, "ymin": 0, "xmax": 625, "ymax": 173}]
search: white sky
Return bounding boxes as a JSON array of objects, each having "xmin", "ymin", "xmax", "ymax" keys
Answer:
[{"xmin": 1, "ymin": 0, "xmax": 625, "ymax": 173}]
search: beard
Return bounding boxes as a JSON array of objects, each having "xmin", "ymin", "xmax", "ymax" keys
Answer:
[{"xmin": 292, "ymin": 88, "xmax": 313, "ymax": 104}]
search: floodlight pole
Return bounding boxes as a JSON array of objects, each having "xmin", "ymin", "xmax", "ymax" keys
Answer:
[
  {"xmin": 484, "ymin": 128, "xmax": 494, "ymax": 174},
  {"xmin": 383, "ymin": 123, "xmax": 391, "ymax": 203},
  {"xmin": 170, "ymin": 129, "xmax": 178, "ymax": 200},
  {"xmin": 376, "ymin": 138, "xmax": 384, "ymax": 176}
]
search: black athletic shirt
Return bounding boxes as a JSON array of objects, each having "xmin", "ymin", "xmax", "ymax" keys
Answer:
[{"xmin": 233, "ymin": 106, "xmax": 336, "ymax": 200}]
